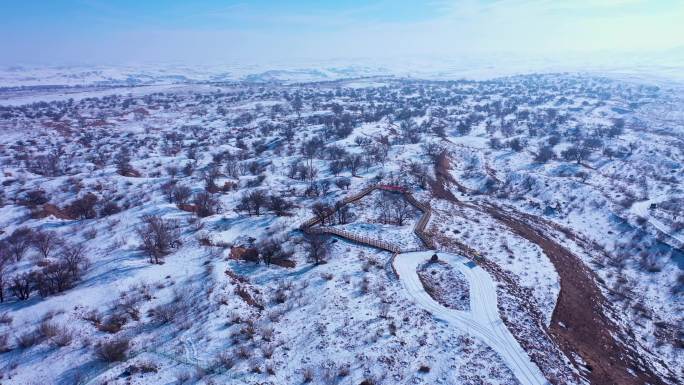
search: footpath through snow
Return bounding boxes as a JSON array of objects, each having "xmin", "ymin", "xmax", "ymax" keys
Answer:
[{"xmin": 393, "ymin": 251, "xmax": 549, "ymax": 385}]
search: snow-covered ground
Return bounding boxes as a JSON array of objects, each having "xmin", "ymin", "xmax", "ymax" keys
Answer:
[
  {"xmin": 0, "ymin": 70, "xmax": 681, "ymax": 384},
  {"xmin": 394, "ymin": 251, "xmax": 549, "ymax": 385}
]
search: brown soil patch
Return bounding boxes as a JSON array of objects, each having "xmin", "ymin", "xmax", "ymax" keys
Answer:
[
  {"xmin": 30, "ymin": 203, "xmax": 76, "ymax": 220},
  {"xmin": 429, "ymin": 151, "xmax": 670, "ymax": 385},
  {"xmin": 428, "ymin": 216, "xmax": 579, "ymax": 384},
  {"xmin": 229, "ymin": 247, "xmax": 259, "ymax": 263},
  {"xmin": 481, "ymin": 204, "xmax": 668, "ymax": 385},
  {"xmin": 271, "ymin": 259, "xmax": 296, "ymax": 268}
]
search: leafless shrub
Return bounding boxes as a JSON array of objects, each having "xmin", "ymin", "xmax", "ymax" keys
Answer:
[
  {"xmin": 0, "ymin": 333, "xmax": 10, "ymax": 352},
  {"xmin": 101, "ymin": 201, "xmax": 122, "ymax": 216},
  {"xmin": 32, "ymin": 230, "xmax": 63, "ymax": 258},
  {"xmin": 52, "ymin": 329, "xmax": 74, "ymax": 347},
  {"xmin": 236, "ymin": 345, "xmax": 251, "ymax": 360},
  {"xmin": 83, "ymin": 309, "xmax": 102, "ymax": 326},
  {"xmin": 241, "ymin": 324, "xmax": 256, "ymax": 340},
  {"xmin": 388, "ymin": 321, "xmax": 397, "ymax": 336},
  {"xmin": 261, "ymin": 342, "xmax": 274, "ymax": 358},
  {"xmin": 379, "ymin": 302, "xmax": 390, "ymax": 319},
  {"xmin": 66, "ymin": 193, "xmax": 98, "ymax": 219},
  {"xmin": 34, "ymin": 246, "xmax": 89, "ymax": 298},
  {"xmin": 194, "ymin": 191, "xmax": 220, "ymax": 217},
  {"xmin": 18, "ymin": 189, "xmax": 49, "ymax": 207},
  {"xmin": 260, "ymin": 326, "xmax": 274, "ymax": 342},
  {"xmin": 95, "ymin": 337, "xmax": 130, "ymax": 362},
  {"xmin": 6, "ymin": 227, "xmax": 34, "ymax": 262},
  {"xmin": 116, "ymin": 292, "xmax": 143, "ymax": 321},
  {"xmin": 126, "ymin": 360, "xmax": 159, "ymax": 374},
  {"xmin": 301, "ymin": 366, "xmax": 317, "ymax": 383},
  {"xmin": 175, "ymin": 369, "xmax": 192, "ymax": 384},
  {"xmin": 83, "ymin": 228, "xmax": 98, "ymax": 240},
  {"xmin": 215, "ymin": 352, "xmax": 235, "ymax": 370},
  {"xmin": 0, "ymin": 312, "xmax": 12, "ymax": 325},
  {"xmin": 151, "ymin": 301, "xmax": 184, "ymax": 324},
  {"xmin": 97, "ymin": 313, "xmax": 127, "ymax": 333},
  {"xmin": 137, "ymin": 215, "xmax": 180, "ymax": 264},
  {"xmin": 10, "ymin": 273, "xmax": 32, "ymax": 300},
  {"xmin": 249, "ymin": 358, "xmax": 262, "ymax": 373},
  {"xmin": 38, "ymin": 320, "xmax": 60, "ymax": 339},
  {"xmin": 228, "ymin": 312, "xmax": 242, "ymax": 325},
  {"xmin": 272, "ymin": 282, "xmax": 290, "ymax": 304},
  {"xmin": 359, "ymin": 276, "xmax": 371, "ymax": 295},
  {"xmin": 324, "ymin": 363, "xmax": 346, "ymax": 383},
  {"xmin": 267, "ymin": 310, "xmax": 281, "ymax": 323},
  {"xmin": 17, "ymin": 330, "xmax": 41, "ymax": 349}
]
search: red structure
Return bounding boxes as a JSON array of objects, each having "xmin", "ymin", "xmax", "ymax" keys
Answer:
[{"xmin": 377, "ymin": 184, "xmax": 407, "ymax": 193}]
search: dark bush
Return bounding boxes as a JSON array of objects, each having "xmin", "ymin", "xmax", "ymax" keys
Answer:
[
  {"xmin": 136, "ymin": 215, "xmax": 180, "ymax": 264},
  {"xmin": 95, "ymin": 338, "xmax": 130, "ymax": 362}
]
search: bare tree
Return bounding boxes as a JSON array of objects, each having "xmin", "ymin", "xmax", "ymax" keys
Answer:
[
  {"xmin": 6, "ymin": 227, "xmax": 34, "ymax": 262},
  {"xmin": 32, "ymin": 230, "xmax": 63, "ymax": 259},
  {"xmin": 258, "ymin": 237, "xmax": 292, "ymax": 266},
  {"xmin": 335, "ymin": 202, "xmax": 352, "ymax": 225},
  {"xmin": 335, "ymin": 177, "xmax": 351, "ymax": 190},
  {"xmin": 304, "ymin": 233, "xmax": 328, "ymax": 265},
  {"xmin": 136, "ymin": 215, "xmax": 180, "ymax": 264},
  {"xmin": 534, "ymin": 146, "xmax": 556, "ymax": 163},
  {"xmin": 301, "ymin": 138, "xmax": 322, "ymax": 182},
  {"xmin": 10, "ymin": 273, "xmax": 32, "ymax": 300},
  {"xmin": 237, "ymin": 190, "xmax": 267, "ymax": 216},
  {"xmin": 311, "ymin": 202, "xmax": 333, "ymax": 225},
  {"xmin": 67, "ymin": 193, "xmax": 98, "ymax": 219},
  {"xmin": 193, "ymin": 191, "xmax": 219, "ymax": 217},
  {"xmin": 391, "ymin": 198, "xmax": 415, "ymax": 226},
  {"xmin": 291, "ymin": 94, "xmax": 303, "ymax": 117},
  {"xmin": 267, "ymin": 195, "xmax": 294, "ymax": 216},
  {"xmin": 329, "ymin": 160, "xmax": 344, "ymax": 177},
  {"xmin": 345, "ymin": 154, "xmax": 363, "ymax": 177},
  {"xmin": 0, "ymin": 246, "xmax": 10, "ymax": 302},
  {"xmin": 60, "ymin": 243, "xmax": 88, "ymax": 279},
  {"xmin": 562, "ymin": 141, "xmax": 592, "ymax": 164},
  {"xmin": 171, "ymin": 185, "xmax": 192, "ymax": 205}
]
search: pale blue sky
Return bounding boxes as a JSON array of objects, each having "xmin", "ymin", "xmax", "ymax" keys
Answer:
[{"xmin": 1, "ymin": 0, "xmax": 683, "ymax": 65}]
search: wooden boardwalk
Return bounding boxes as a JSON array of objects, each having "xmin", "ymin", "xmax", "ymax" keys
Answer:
[{"xmin": 300, "ymin": 183, "xmax": 434, "ymax": 257}]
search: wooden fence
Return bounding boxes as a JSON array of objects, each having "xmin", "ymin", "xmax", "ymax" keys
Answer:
[
  {"xmin": 307, "ymin": 226, "xmax": 401, "ymax": 253},
  {"xmin": 300, "ymin": 183, "xmax": 436, "ymax": 262}
]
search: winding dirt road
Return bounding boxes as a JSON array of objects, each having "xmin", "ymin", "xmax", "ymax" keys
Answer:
[{"xmin": 431, "ymin": 151, "xmax": 671, "ymax": 385}]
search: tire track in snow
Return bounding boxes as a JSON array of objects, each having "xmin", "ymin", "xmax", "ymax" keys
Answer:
[{"xmin": 394, "ymin": 251, "xmax": 549, "ymax": 385}]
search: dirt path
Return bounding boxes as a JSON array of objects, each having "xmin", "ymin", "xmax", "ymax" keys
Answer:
[
  {"xmin": 431, "ymin": 151, "xmax": 670, "ymax": 385},
  {"xmin": 482, "ymin": 204, "xmax": 667, "ymax": 385}
]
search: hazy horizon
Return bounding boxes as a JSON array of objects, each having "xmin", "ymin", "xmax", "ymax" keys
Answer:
[{"xmin": 2, "ymin": 0, "xmax": 683, "ymax": 67}]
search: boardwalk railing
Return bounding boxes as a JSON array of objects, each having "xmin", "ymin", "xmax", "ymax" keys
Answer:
[
  {"xmin": 308, "ymin": 226, "xmax": 401, "ymax": 253},
  {"xmin": 299, "ymin": 183, "xmax": 435, "ymax": 265},
  {"xmin": 404, "ymin": 191, "xmax": 434, "ymax": 249}
]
